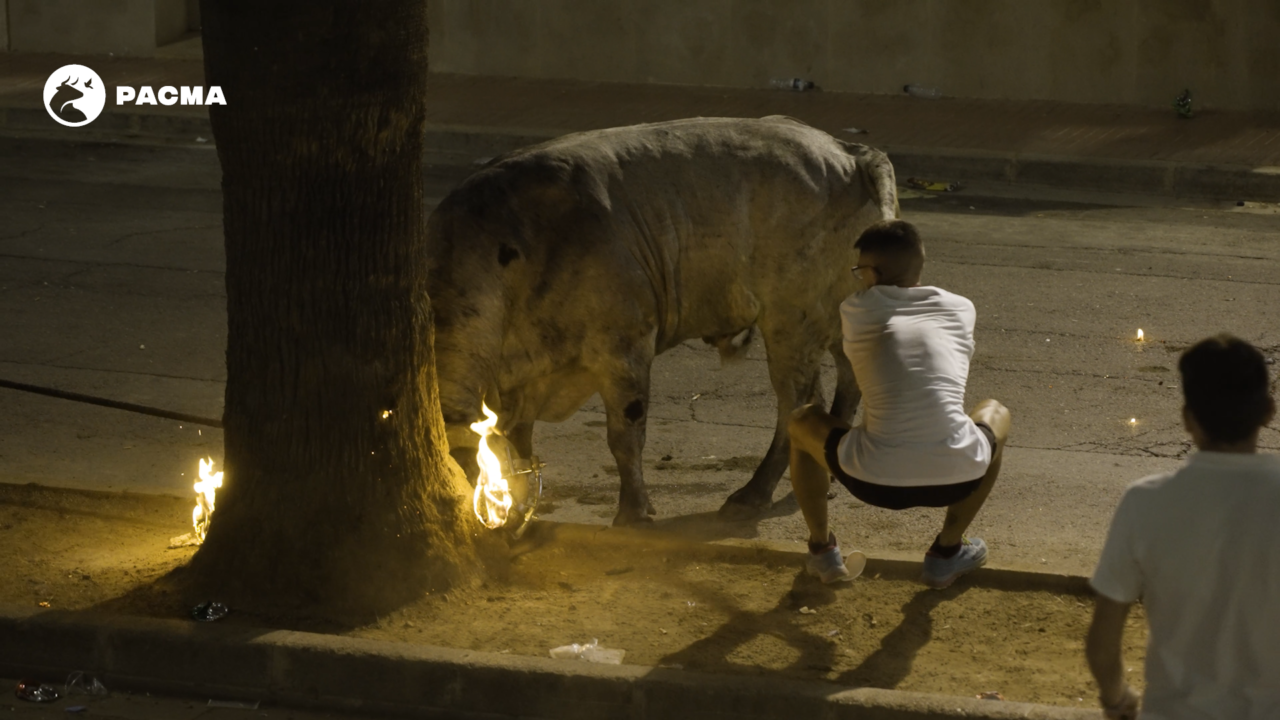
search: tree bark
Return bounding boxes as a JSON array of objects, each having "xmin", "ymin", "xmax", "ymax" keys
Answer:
[{"xmin": 189, "ymin": 1, "xmax": 483, "ymax": 616}]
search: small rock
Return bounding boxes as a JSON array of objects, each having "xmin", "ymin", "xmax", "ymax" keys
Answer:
[
  {"xmin": 798, "ymin": 606, "xmax": 817, "ymax": 615},
  {"xmin": 661, "ymin": 454, "xmax": 673, "ymax": 461}
]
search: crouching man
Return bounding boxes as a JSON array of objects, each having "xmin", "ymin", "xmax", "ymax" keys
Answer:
[
  {"xmin": 1087, "ymin": 334, "xmax": 1279, "ymax": 720},
  {"xmin": 789, "ymin": 219, "xmax": 1011, "ymax": 588}
]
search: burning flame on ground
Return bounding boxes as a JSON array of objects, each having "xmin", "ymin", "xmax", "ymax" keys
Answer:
[
  {"xmin": 1136, "ymin": 329, "xmax": 1145, "ymax": 341},
  {"xmin": 192, "ymin": 457, "xmax": 223, "ymax": 543},
  {"xmin": 471, "ymin": 403, "xmax": 513, "ymax": 529}
]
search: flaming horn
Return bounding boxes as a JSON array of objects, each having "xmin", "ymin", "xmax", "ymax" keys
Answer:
[{"xmin": 469, "ymin": 403, "xmax": 543, "ymax": 538}]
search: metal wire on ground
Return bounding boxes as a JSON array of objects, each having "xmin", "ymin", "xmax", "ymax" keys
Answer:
[{"xmin": 0, "ymin": 378, "xmax": 223, "ymax": 429}]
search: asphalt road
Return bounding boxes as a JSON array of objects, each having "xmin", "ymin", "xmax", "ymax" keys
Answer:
[{"xmin": 1, "ymin": 136, "xmax": 1277, "ymax": 577}]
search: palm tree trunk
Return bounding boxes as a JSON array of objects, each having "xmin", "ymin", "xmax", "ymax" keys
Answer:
[{"xmin": 189, "ymin": 0, "xmax": 484, "ymax": 616}]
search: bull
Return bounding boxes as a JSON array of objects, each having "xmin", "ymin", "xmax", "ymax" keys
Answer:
[{"xmin": 427, "ymin": 116, "xmax": 897, "ymax": 526}]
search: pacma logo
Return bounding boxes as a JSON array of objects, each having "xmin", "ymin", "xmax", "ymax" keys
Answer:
[
  {"xmin": 43, "ymin": 65, "xmax": 106, "ymax": 127},
  {"xmin": 46, "ymin": 63, "xmax": 227, "ymax": 127},
  {"xmin": 116, "ymin": 85, "xmax": 227, "ymax": 106}
]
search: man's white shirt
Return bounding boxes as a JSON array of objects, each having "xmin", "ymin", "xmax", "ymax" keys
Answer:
[
  {"xmin": 835, "ymin": 285, "xmax": 991, "ymax": 486},
  {"xmin": 1092, "ymin": 451, "xmax": 1280, "ymax": 719}
]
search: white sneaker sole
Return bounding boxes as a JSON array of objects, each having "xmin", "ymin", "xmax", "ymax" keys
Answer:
[
  {"xmin": 921, "ymin": 556, "xmax": 987, "ymax": 589},
  {"xmin": 809, "ymin": 550, "xmax": 868, "ymax": 584}
]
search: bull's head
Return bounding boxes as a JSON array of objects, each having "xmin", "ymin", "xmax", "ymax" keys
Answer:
[{"xmin": 427, "ymin": 200, "xmax": 516, "ymax": 479}]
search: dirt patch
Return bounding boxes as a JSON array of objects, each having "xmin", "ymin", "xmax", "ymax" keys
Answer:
[{"xmin": 0, "ymin": 483, "xmax": 1148, "ymax": 707}]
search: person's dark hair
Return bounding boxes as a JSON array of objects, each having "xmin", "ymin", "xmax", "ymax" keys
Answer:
[
  {"xmin": 854, "ymin": 220, "xmax": 925, "ymax": 286},
  {"xmin": 1179, "ymin": 334, "xmax": 1274, "ymax": 444}
]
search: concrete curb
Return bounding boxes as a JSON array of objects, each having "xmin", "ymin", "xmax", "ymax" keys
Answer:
[
  {"xmin": 526, "ymin": 521, "xmax": 1093, "ymax": 595},
  {"xmin": 3, "ymin": 107, "xmax": 1278, "ymax": 202},
  {"xmin": 883, "ymin": 144, "xmax": 1280, "ymax": 202},
  {"xmin": 0, "ymin": 106, "xmax": 214, "ymax": 146},
  {"xmin": 0, "ymin": 602, "xmax": 1098, "ymax": 720}
]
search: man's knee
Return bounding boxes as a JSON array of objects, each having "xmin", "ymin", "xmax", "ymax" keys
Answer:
[
  {"xmin": 788, "ymin": 397, "xmax": 829, "ymax": 430},
  {"xmin": 972, "ymin": 399, "xmax": 1011, "ymax": 442},
  {"xmin": 789, "ymin": 404, "xmax": 838, "ymax": 452}
]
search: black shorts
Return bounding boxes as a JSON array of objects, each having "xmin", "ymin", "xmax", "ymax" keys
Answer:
[{"xmin": 822, "ymin": 423, "xmax": 996, "ymax": 510}]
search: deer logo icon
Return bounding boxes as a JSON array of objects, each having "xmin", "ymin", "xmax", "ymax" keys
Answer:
[{"xmin": 43, "ymin": 65, "xmax": 106, "ymax": 127}]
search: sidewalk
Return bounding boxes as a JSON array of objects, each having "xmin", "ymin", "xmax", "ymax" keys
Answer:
[
  {"xmin": 4, "ymin": 51, "xmax": 1280, "ymax": 199},
  {"xmin": 0, "ymin": 526, "xmax": 1099, "ymax": 720}
]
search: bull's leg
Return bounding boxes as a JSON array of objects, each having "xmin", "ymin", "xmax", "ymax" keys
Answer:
[
  {"xmin": 827, "ymin": 341, "xmax": 862, "ymax": 422},
  {"xmin": 508, "ymin": 422, "xmax": 535, "ymax": 458},
  {"xmin": 599, "ymin": 358, "xmax": 657, "ymax": 526},
  {"xmin": 718, "ymin": 333, "xmax": 824, "ymax": 521}
]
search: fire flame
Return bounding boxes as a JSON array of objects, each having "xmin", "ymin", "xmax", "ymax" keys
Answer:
[
  {"xmin": 192, "ymin": 457, "xmax": 223, "ymax": 542},
  {"xmin": 1136, "ymin": 329, "xmax": 1144, "ymax": 341},
  {"xmin": 470, "ymin": 403, "xmax": 513, "ymax": 529}
]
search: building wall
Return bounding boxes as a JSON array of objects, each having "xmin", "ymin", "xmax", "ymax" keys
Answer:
[
  {"xmin": 186, "ymin": 0, "xmax": 200, "ymax": 31},
  {"xmin": 428, "ymin": 0, "xmax": 1280, "ymax": 111},
  {"xmin": 154, "ymin": 0, "xmax": 187, "ymax": 46},
  {"xmin": 0, "ymin": 0, "xmax": 9, "ymax": 53},
  {"xmin": 6, "ymin": 0, "xmax": 189, "ymax": 56}
]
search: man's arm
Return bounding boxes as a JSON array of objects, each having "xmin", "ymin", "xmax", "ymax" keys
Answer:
[{"xmin": 1086, "ymin": 595, "xmax": 1140, "ymax": 720}]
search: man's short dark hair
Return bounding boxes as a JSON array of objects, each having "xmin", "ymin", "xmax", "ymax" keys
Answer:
[
  {"xmin": 1179, "ymin": 334, "xmax": 1274, "ymax": 444},
  {"xmin": 854, "ymin": 220, "xmax": 925, "ymax": 286}
]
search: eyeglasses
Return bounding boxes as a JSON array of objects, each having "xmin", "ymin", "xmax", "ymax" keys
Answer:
[{"xmin": 851, "ymin": 265, "xmax": 877, "ymax": 281}]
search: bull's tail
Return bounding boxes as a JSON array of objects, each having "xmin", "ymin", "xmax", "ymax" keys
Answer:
[
  {"xmin": 703, "ymin": 326, "xmax": 755, "ymax": 365},
  {"xmin": 840, "ymin": 141, "xmax": 900, "ymax": 220}
]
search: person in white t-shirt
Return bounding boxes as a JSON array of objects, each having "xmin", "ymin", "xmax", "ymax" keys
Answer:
[
  {"xmin": 1087, "ymin": 334, "xmax": 1279, "ymax": 720},
  {"xmin": 789, "ymin": 219, "xmax": 1011, "ymax": 588}
]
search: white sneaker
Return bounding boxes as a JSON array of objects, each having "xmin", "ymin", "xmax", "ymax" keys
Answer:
[
  {"xmin": 805, "ymin": 540, "xmax": 866, "ymax": 584},
  {"xmin": 921, "ymin": 537, "xmax": 987, "ymax": 589}
]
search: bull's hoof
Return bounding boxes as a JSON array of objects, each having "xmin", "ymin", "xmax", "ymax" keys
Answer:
[
  {"xmin": 612, "ymin": 507, "xmax": 655, "ymax": 527},
  {"xmin": 717, "ymin": 488, "xmax": 772, "ymax": 522}
]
